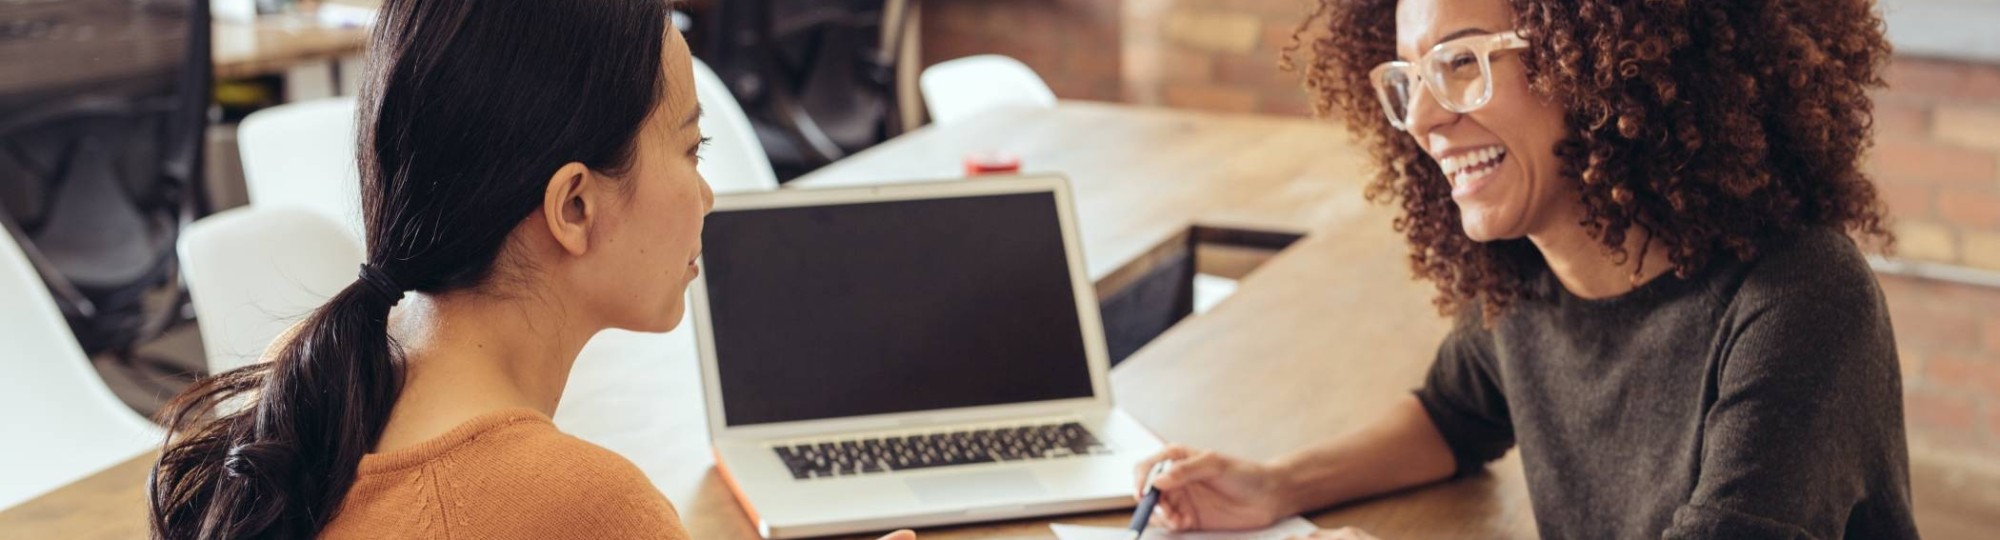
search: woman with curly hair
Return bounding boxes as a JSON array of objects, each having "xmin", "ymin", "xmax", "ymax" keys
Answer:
[{"xmin": 1130, "ymin": 0, "xmax": 1917, "ymax": 538}]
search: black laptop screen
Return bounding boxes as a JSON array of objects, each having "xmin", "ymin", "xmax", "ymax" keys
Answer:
[{"xmin": 700, "ymin": 190, "xmax": 1097, "ymax": 427}]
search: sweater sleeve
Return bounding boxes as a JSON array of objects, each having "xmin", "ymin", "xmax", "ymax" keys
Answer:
[
  {"xmin": 1662, "ymin": 246, "xmax": 1916, "ymax": 540},
  {"xmin": 1412, "ymin": 311, "xmax": 1516, "ymax": 478}
]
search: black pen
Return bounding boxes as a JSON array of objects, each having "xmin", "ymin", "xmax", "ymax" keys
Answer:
[{"xmin": 1127, "ymin": 459, "xmax": 1173, "ymax": 540}]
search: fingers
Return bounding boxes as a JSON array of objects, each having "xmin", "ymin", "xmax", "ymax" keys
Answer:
[
  {"xmin": 1156, "ymin": 489, "xmax": 1192, "ymax": 531},
  {"xmin": 877, "ymin": 529, "xmax": 916, "ymax": 540},
  {"xmin": 1133, "ymin": 444, "xmax": 1196, "ymax": 498},
  {"xmin": 1150, "ymin": 448, "xmax": 1227, "ymax": 491}
]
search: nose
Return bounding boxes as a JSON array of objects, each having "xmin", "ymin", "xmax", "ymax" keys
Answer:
[
  {"xmin": 699, "ymin": 177, "xmax": 715, "ymax": 214},
  {"xmin": 1405, "ymin": 82, "xmax": 1460, "ymax": 146}
]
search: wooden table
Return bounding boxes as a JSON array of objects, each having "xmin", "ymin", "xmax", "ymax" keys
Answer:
[
  {"xmin": 0, "ymin": 103, "xmax": 1536, "ymax": 538},
  {"xmin": 0, "ymin": 4, "xmax": 366, "ymax": 105},
  {"xmin": 213, "ymin": 14, "xmax": 370, "ymax": 81}
]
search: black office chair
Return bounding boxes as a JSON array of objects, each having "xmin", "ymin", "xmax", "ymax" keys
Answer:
[
  {"xmin": 0, "ymin": 0, "xmax": 210, "ymax": 359},
  {"xmin": 693, "ymin": 0, "xmax": 915, "ymax": 181}
]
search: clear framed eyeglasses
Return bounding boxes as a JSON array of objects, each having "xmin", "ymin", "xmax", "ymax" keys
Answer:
[{"xmin": 1370, "ymin": 30, "xmax": 1529, "ymax": 131}]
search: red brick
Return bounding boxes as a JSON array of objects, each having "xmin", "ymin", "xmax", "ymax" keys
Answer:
[
  {"xmin": 1937, "ymin": 188, "xmax": 2000, "ymax": 229},
  {"xmin": 1885, "ymin": 287, "xmax": 1983, "ymax": 352},
  {"xmin": 923, "ymin": 34, "xmax": 991, "ymax": 66},
  {"xmin": 1047, "ymin": 76, "xmax": 1117, "ymax": 102},
  {"xmin": 1867, "ymin": 140, "xmax": 1999, "ymax": 189},
  {"xmin": 1989, "ymin": 403, "xmax": 2000, "ymax": 444},
  {"xmin": 1876, "ymin": 178, "xmax": 1935, "ymax": 220},
  {"xmin": 1163, "ymin": 83, "xmax": 1259, "ymax": 113},
  {"xmin": 1908, "ymin": 390, "xmax": 1982, "ymax": 431},
  {"xmin": 927, "ymin": 0, "xmax": 992, "ymax": 36},
  {"xmin": 1193, "ymin": 0, "xmax": 1314, "ymax": 17},
  {"xmin": 1986, "ymin": 315, "xmax": 2000, "ymax": 355},
  {"xmin": 1158, "ymin": 48, "xmax": 1217, "ymax": 83},
  {"xmin": 1871, "ymin": 99, "xmax": 1930, "ymax": 138},
  {"xmin": 990, "ymin": 41, "xmax": 1061, "ymax": 81},
  {"xmin": 1264, "ymin": 20, "xmax": 1305, "ymax": 54},
  {"xmin": 1883, "ymin": 56, "xmax": 2000, "ymax": 102},
  {"xmin": 1215, "ymin": 53, "xmax": 1291, "ymax": 87},
  {"xmin": 1924, "ymin": 350, "xmax": 2000, "ymax": 398},
  {"xmin": 1064, "ymin": 49, "xmax": 1121, "ymax": 84},
  {"xmin": 984, "ymin": 1, "xmax": 1061, "ymax": 39},
  {"xmin": 1261, "ymin": 88, "xmax": 1313, "ymax": 117}
]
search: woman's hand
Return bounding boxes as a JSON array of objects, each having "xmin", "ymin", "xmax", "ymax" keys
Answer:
[
  {"xmin": 1287, "ymin": 527, "xmax": 1379, "ymax": 540},
  {"xmin": 1132, "ymin": 445, "xmax": 1294, "ymax": 531},
  {"xmin": 877, "ymin": 530, "xmax": 915, "ymax": 540}
]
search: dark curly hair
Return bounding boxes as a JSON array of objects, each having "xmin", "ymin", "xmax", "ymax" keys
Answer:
[{"xmin": 1285, "ymin": 0, "xmax": 1895, "ymax": 318}]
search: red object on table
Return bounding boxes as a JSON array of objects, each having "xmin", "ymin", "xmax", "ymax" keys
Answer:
[{"xmin": 963, "ymin": 151, "xmax": 1021, "ymax": 176}]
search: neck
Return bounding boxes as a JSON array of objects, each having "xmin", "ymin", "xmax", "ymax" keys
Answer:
[
  {"xmin": 1527, "ymin": 208, "xmax": 1675, "ymax": 300},
  {"xmin": 386, "ymin": 285, "xmax": 598, "ymax": 423}
]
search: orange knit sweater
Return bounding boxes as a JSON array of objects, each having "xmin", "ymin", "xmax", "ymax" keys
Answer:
[{"xmin": 320, "ymin": 408, "xmax": 690, "ymax": 539}]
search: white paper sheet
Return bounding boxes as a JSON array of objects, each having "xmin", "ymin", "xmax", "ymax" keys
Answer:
[{"xmin": 1050, "ymin": 516, "xmax": 1320, "ymax": 540}]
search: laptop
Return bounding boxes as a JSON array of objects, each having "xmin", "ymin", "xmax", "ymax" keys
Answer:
[{"xmin": 688, "ymin": 175, "xmax": 1165, "ymax": 539}]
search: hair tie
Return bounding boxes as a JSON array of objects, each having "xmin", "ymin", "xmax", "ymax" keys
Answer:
[{"xmin": 356, "ymin": 263, "xmax": 405, "ymax": 307}]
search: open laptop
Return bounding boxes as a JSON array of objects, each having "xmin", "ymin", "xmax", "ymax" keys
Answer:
[{"xmin": 688, "ymin": 175, "xmax": 1164, "ymax": 539}]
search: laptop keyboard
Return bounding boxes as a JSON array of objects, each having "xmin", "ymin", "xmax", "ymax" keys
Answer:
[{"xmin": 773, "ymin": 422, "xmax": 1111, "ymax": 480}]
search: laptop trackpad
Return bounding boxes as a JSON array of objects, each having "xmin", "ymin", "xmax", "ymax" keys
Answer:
[{"xmin": 905, "ymin": 470, "xmax": 1047, "ymax": 506}]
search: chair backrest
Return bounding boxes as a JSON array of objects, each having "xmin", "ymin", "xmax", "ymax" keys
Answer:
[
  {"xmin": 238, "ymin": 73, "xmax": 773, "ymax": 236},
  {"xmin": 691, "ymin": 58, "xmax": 780, "ymax": 193},
  {"xmin": 178, "ymin": 207, "xmax": 365, "ymax": 376},
  {"xmin": 919, "ymin": 54, "xmax": 1057, "ymax": 126},
  {"xmin": 0, "ymin": 228, "xmax": 162, "ymax": 511},
  {"xmin": 237, "ymin": 96, "xmax": 364, "ymax": 242}
]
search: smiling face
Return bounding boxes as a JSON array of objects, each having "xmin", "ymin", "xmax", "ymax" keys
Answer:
[
  {"xmin": 572, "ymin": 28, "xmax": 715, "ymax": 332},
  {"xmin": 1396, "ymin": 0, "xmax": 1575, "ymax": 242}
]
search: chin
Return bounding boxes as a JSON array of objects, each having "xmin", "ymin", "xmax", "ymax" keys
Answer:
[
  {"xmin": 1457, "ymin": 205, "xmax": 1534, "ymax": 242},
  {"xmin": 615, "ymin": 304, "xmax": 686, "ymax": 334},
  {"xmin": 659, "ymin": 303, "xmax": 688, "ymax": 331}
]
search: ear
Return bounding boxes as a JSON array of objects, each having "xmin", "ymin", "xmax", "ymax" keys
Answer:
[{"xmin": 540, "ymin": 162, "xmax": 598, "ymax": 257}]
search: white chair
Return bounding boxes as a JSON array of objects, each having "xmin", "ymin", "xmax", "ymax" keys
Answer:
[
  {"xmin": 919, "ymin": 55, "xmax": 1058, "ymax": 126},
  {"xmin": 691, "ymin": 58, "xmax": 779, "ymax": 193},
  {"xmin": 237, "ymin": 96, "xmax": 365, "ymax": 242},
  {"xmin": 179, "ymin": 207, "xmax": 365, "ymax": 376},
  {"xmin": 0, "ymin": 230, "xmax": 162, "ymax": 511},
  {"xmin": 238, "ymin": 70, "xmax": 775, "ymax": 234}
]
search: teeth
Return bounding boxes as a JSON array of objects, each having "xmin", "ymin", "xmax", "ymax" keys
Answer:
[{"xmin": 1441, "ymin": 146, "xmax": 1506, "ymax": 184}]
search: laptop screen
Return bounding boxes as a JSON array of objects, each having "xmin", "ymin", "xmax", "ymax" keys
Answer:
[{"xmin": 699, "ymin": 190, "xmax": 1097, "ymax": 427}]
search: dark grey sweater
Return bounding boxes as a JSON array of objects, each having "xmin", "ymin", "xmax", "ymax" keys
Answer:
[{"xmin": 1414, "ymin": 228, "xmax": 1919, "ymax": 539}]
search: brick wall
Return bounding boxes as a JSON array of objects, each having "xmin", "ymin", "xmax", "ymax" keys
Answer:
[
  {"xmin": 1870, "ymin": 56, "xmax": 2000, "ymax": 464},
  {"xmin": 919, "ymin": 0, "xmax": 1124, "ymax": 103},
  {"xmin": 1122, "ymin": 0, "xmax": 1311, "ymax": 114},
  {"xmin": 921, "ymin": 0, "xmax": 2000, "ymax": 464}
]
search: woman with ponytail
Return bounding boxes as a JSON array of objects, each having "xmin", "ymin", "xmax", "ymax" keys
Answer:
[{"xmin": 147, "ymin": 1, "xmax": 917, "ymax": 538}]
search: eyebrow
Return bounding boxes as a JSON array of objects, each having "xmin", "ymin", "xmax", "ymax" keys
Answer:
[
  {"xmin": 679, "ymin": 105, "xmax": 702, "ymax": 130},
  {"xmin": 1406, "ymin": 27, "xmax": 1494, "ymax": 60}
]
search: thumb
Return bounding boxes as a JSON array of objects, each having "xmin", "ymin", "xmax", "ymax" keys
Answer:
[
  {"xmin": 1151, "ymin": 451, "xmax": 1228, "ymax": 491},
  {"xmin": 878, "ymin": 530, "xmax": 916, "ymax": 540}
]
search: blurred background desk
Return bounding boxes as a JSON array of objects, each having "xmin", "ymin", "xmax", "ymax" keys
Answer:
[{"xmin": 212, "ymin": 13, "xmax": 368, "ymax": 95}]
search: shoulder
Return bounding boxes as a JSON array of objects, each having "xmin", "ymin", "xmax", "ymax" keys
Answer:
[
  {"xmin": 1715, "ymin": 227, "xmax": 1896, "ymax": 385},
  {"xmin": 435, "ymin": 415, "xmax": 689, "ymax": 538},
  {"xmin": 1728, "ymin": 226, "xmax": 1880, "ymax": 309},
  {"xmin": 456, "ymin": 419, "xmax": 668, "ymax": 499}
]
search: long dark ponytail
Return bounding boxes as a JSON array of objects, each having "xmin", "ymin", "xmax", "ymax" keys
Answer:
[{"xmin": 149, "ymin": 1, "xmax": 668, "ymax": 538}]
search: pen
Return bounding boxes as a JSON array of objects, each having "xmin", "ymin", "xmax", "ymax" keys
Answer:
[{"xmin": 1127, "ymin": 459, "xmax": 1172, "ymax": 540}]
